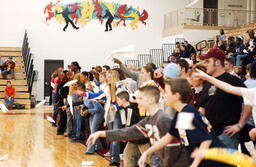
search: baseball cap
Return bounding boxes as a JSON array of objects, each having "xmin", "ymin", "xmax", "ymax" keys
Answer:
[
  {"xmin": 199, "ymin": 48, "xmax": 225, "ymax": 61},
  {"xmin": 163, "ymin": 63, "xmax": 180, "ymax": 79},
  {"xmin": 9, "ymin": 56, "xmax": 13, "ymax": 59}
]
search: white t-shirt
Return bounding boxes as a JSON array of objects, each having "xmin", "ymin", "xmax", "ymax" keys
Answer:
[{"xmin": 241, "ymin": 88, "xmax": 256, "ymax": 124}]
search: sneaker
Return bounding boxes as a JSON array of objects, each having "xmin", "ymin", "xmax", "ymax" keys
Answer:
[
  {"xmin": 56, "ymin": 132, "xmax": 64, "ymax": 135},
  {"xmin": 104, "ymin": 151, "xmax": 111, "ymax": 157},
  {"xmin": 70, "ymin": 138, "xmax": 82, "ymax": 143},
  {"xmin": 109, "ymin": 162, "xmax": 120, "ymax": 166}
]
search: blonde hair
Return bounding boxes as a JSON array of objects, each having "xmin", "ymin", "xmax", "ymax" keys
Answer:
[{"xmin": 108, "ymin": 70, "xmax": 120, "ymax": 102}]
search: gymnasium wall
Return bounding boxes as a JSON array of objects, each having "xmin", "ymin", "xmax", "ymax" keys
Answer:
[{"xmin": 0, "ymin": 0, "xmax": 186, "ymax": 100}]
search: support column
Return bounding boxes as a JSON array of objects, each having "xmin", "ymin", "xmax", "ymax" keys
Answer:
[
  {"xmin": 251, "ymin": 0, "xmax": 256, "ymax": 22},
  {"xmin": 247, "ymin": 0, "xmax": 251, "ymax": 23}
]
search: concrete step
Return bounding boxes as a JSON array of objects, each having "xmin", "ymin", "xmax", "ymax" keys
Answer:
[
  {"xmin": 0, "ymin": 85, "xmax": 28, "ymax": 92},
  {"xmin": 0, "ymin": 47, "xmax": 21, "ymax": 52},
  {"xmin": 0, "ymin": 73, "xmax": 26, "ymax": 79},
  {"xmin": 0, "ymin": 52, "xmax": 22, "ymax": 57},
  {"xmin": 0, "ymin": 80, "xmax": 27, "ymax": 86},
  {"xmin": 0, "ymin": 92, "xmax": 30, "ymax": 98},
  {"xmin": 1, "ymin": 56, "xmax": 23, "ymax": 61},
  {"xmin": 0, "ymin": 99, "xmax": 31, "ymax": 109}
]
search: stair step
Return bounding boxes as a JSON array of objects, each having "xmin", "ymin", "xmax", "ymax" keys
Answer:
[
  {"xmin": 0, "ymin": 47, "xmax": 21, "ymax": 52},
  {"xmin": 0, "ymin": 80, "xmax": 27, "ymax": 85},
  {"xmin": 0, "ymin": 52, "xmax": 21, "ymax": 57},
  {"xmin": 0, "ymin": 85, "xmax": 28, "ymax": 91},
  {"xmin": 0, "ymin": 56, "xmax": 23, "ymax": 61},
  {"xmin": 0, "ymin": 99, "xmax": 31, "ymax": 109},
  {"xmin": 0, "ymin": 92, "xmax": 29, "ymax": 98},
  {"xmin": 0, "ymin": 73, "xmax": 26, "ymax": 79}
]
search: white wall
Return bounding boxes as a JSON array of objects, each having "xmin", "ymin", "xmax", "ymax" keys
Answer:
[{"xmin": 0, "ymin": 0, "xmax": 186, "ymax": 100}]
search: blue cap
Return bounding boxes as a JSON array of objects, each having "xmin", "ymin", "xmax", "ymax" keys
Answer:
[
  {"xmin": 9, "ymin": 56, "xmax": 13, "ymax": 59},
  {"xmin": 163, "ymin": 63, "xmax": 180, "ymax": 79}
]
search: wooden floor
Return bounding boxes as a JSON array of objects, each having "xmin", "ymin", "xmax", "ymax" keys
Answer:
[{"xmin": 0, "ymin": 106, "xmax": 110, "ymax": 167}]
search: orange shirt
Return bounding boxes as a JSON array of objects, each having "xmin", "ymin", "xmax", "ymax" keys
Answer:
[{"xmin": 5, "ymin": 86, "xmax": 15, "ymax": 97}]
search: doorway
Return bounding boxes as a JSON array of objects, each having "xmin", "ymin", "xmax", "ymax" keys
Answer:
[
  {"xmin": 203, "ymin": 0, "xmax": 218, "ymax": 26},
  {"xmin": 44, "ymin": 60, "xmax": 64, "ymax": 103}
]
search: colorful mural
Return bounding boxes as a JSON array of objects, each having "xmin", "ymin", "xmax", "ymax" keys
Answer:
[{"xmin": 43, "ymin": 0, "xmax": 149, "ymax": 32}]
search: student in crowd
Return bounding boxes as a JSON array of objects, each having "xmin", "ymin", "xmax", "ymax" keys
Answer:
[
  {"xmin": 56, "ymin": 70, "xmax": 69, "ymax": 135},
  {"xmin": 177, "ymin": 59, "xmax": 189, "ymax": 78},
  {"xmin": 199, "ymin": 48, "xmax": 250, "ymax": 149},
  {"xmin": 216, "ymin": 29, "xmax": 226, "ymax": 43},
  {"xmin": 0, "ymin": 56, "xmax": 5, "ymax": 71},
  {"xmin": 163, "ymin": 63, "xmax": 180, "ymax": 79},
  {"xmin": 184, "ymin": 41, "xmax": 197, "ymax": 58},
  {"xmin": 4, "ymin": 80, "xmax": 15, "ymax": 109},
  {"xmin": 224, "ymin": 58, "xmax": 239, "ymax": 77},
  {"xmin": 70, "ymin": 81, "xmax": 85, "ymax": 142},
  {"xmin": 2, "ymin": 56, "xmax": 16, "ymax": 80},
  {"xmin": 194, "ymin": 68, "xmax": 256, "ymax": 144},
  {"xmin": 115, "ymin": 90, "xmax": 153, "ymax": 167},
  {"xmin": 102, "ymin": 65, "xmax": 111, "ymax": 72},
  {"xmin": 234, "ymin": 36, "xmax": 249, "ymax": 66},
  {"xmin": 86, "ymin": 86, "xmax": 184, "ymax": 167},
  {"xmin": 226, "ymin": 36, "xmax": 236, "ymax": 57},
  {"xmin": 83, "ymin": 91, "xmax": 105, "ymax": 154},
  {"xmin": 188, "ymin": 64, "xmax": 206, "ymax": 109},
  {"xmin": 140, "ymin": 65, "xmax": 156, "ymax": 87},
  {"xmin": 245, "ymin": 30, "xmax": 256, "ymax": 65},
  {"xmin": 138, "ymin": 78, "xmax": 233, "ymax": 167},
  {"xmin": 51, "ymin": 67, "xmax": 63, "ymax": 126}
]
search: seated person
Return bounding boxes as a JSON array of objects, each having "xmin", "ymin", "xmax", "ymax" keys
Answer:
[
  {"xmin": 0, "ymin": 56, "xmax": 5, "ymax": 71},
  {"xmin": 2, "ymin": 56, "xmax": 16, "ymax": 80},
  {"xmin": 4, "ymin": 81, "xmax": 15, "ymax": 109}
]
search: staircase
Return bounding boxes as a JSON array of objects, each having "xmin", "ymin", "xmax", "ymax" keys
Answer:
[{"xmin": 0, "ymin": 47, "xmax": 31, "ymax": 109}]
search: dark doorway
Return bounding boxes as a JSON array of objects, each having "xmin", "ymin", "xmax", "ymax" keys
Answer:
[
  {"xmin": 44, "ymin": 60, "xmax": 64, "ymax": 102},
  {"xmin": 203, "ymin": 0, "xmax": 218, "ymax": 26}
]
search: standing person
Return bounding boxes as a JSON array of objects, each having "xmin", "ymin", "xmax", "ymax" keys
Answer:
[
  {"xmin": 56, "ymin": 70, "xmax": 70, "ymax": 135},
  {"xmin": 199, "ymin": 48, "xmax": 251, "ymax": 149},
  {"xmin": 52, "ymin": 67, "xmax": 63, "ymax": 126},
  {"xmin": 4, "ymin": 81, "xmax": 15, "ymax": 109},
  {"xmin": 138, "ymin": 78, "xmax": 233, "ymax": 167},
  {"xmin": 2, "ymin": 56, "xmax": 15, "ymax": 80}
]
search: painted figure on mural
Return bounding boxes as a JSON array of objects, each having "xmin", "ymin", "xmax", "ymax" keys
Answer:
[
  {"xmin": 92, "ymin": 0, "xmax": 104, "ymax": 24},
  {"xmin": 139, "ymin": 9, "xmax": 149, "ymax": 25},
  {"xmin": 103, "ymin": 10, "xmax": 114, "ymax": 32},
  {"xmin": 117, "ymin": 4, "xmax": 131, "ymax": 27},
  {"xmin": 69, "ymin": 3, "xmax": 81, "ymax": 24},
  {"xmin": 56, "ymin": 6, "xmax": 80, "ymax": 31},
  {"xmin": 44, "ymin": 1, "xmax": 149, "ymax": 31},
  {"xmin": 44, "ymin": 1, "xmax": 60, "ymax": 21}
]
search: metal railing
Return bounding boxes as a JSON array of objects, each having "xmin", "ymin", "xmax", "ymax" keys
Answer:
[
  {"xmin": 164, "ymin": 8, "xmax": 256, "ymax": 30},
  {"xmin": 21, "ymin": 30, "xmax": 35, "ymax": 95}
]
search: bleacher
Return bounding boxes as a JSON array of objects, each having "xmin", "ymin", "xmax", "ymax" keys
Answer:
[{"xmin": 0, "ymin": 30, "xmax": 36, "ymax": 109}]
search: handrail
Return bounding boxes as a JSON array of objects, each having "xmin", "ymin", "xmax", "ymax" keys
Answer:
[
  {"xmin": 164, "ymin": 8, "xmax": 256, "ymax": 31},
  {"xmin": 21, "ymin": 30, "xmax": 35, "ymax": 96}
]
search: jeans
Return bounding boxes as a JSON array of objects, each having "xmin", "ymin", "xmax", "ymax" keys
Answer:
[
  {"xmin": 5, "ymin": 97, "xmax": 14, "ymax": 105},
  {"xmin": 111, "ymin": 111, "xmax": 123, "ymax": 163},
  {"xmin": 57, "ymin": 108, "xmax": 67, "ymax": 134},
  {"xmin": 66, "ymin": 109, "xmax": 73, "ymax": 137},
  {"xmin": 218, "ymin": 133, "xmax": 239, "ymax": 149},
  {"xmin": 72, "ymin": 94, "xmax": 83, "ymax": 139},
  {"xmin": 86, "ymin": 110, "xmax": 105, "ymax": 153},
  {"xmin": 2, "ymin": 69, "xmax": 15, "ymax": 79},
  {"xmin": 52, "ymin": 92, "xmax": 58, "ymax": 123},
  {"xmin": 235, "ymin": 54, "xmax": 248, "ymax": 66}
]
